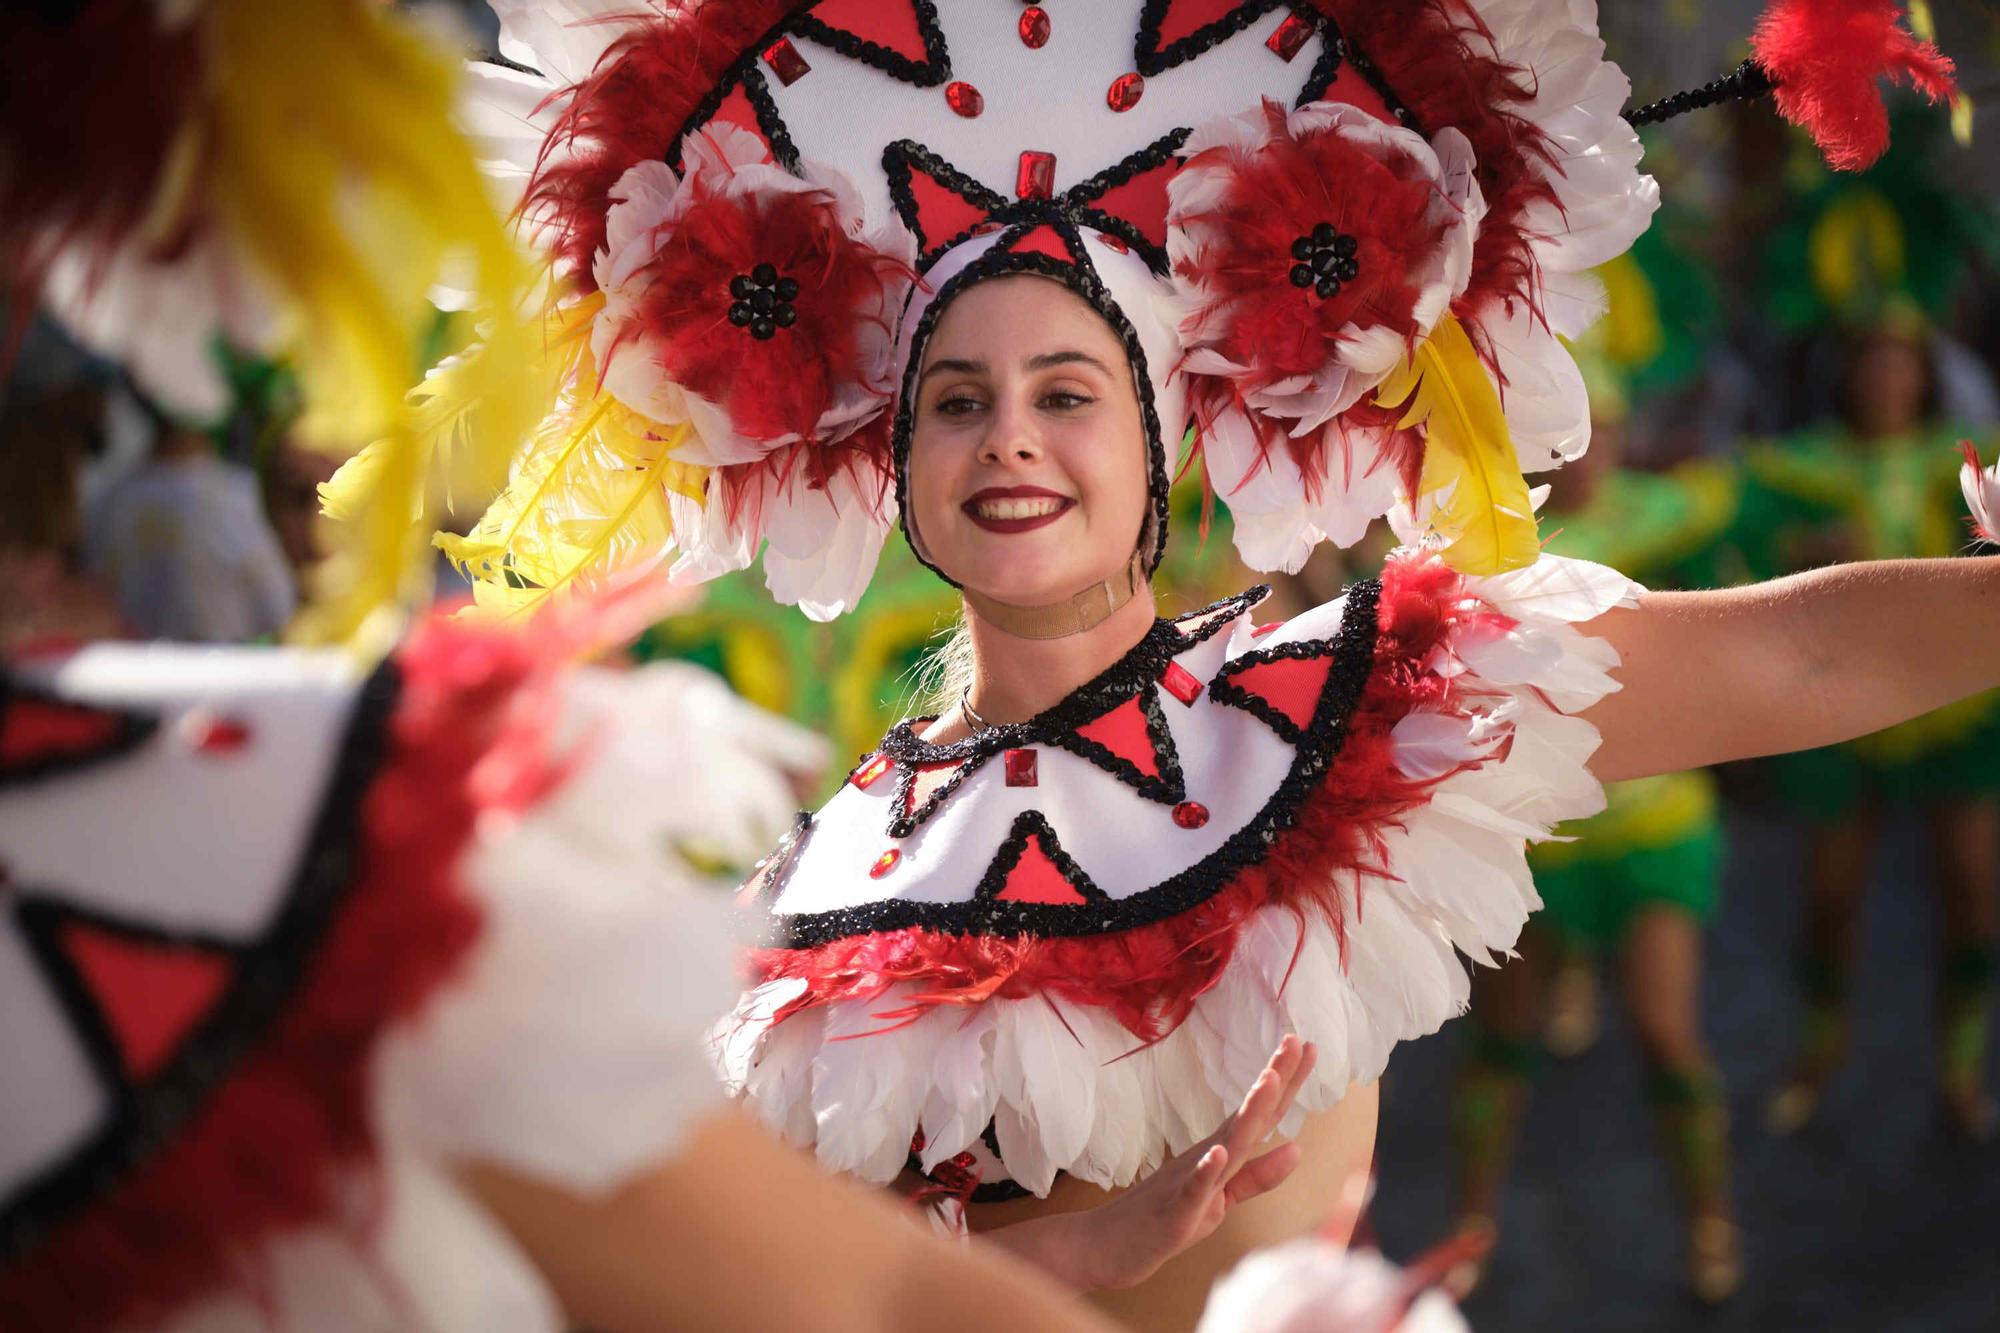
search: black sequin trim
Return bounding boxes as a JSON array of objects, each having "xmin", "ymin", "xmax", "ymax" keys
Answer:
[
  {"xmin": 881, "ymin": 139, "xmax": 1010, "ymax": 266},
  {"xmin": 1063, "ymin": 128, "xmax": 1191, "ymax": 274},
  {"xmin": 1208, "ymin": 634, "xmax": 1341, "ymax": 744},
  {"xmin": 747, "ymin": 810, "xmax": 814, "ymax": 906},
  {"xmin": 891, "ymin": 218, "xmax": 1173, "ymax": 584},
  {"xmin": 1293, "ymin": 18, "xmax": 1417, "ymax": 129},
  {"xmin": 973, "ymin": 811, "xmax": 1109, "ymax": 905},
  {"xmin": 887, "ymin": 752, "xmax": 992, "ymax": 839},
  {"xmin": 771, "ymin": 582, "xmax": 1378, "ymax": 947},
  {"xmin": 0, "ymin": 674, "xmax": 158, "ymax": 790},
  {"xmin": 1627, "ymin": 58, "xmax": 1776, "ymax": 128},
  {"xmin": 0, "ymin": 659, "xmax": 403, "ymax": 1266},
  {"xmin": 879, "ymin": 585, "xmax": 1263, "ymax": 771},
  {"xmin": 665, "ymin": 5, "xmax": 814, "ymax": 173},
  {"xmin": 882, "ymin": 132, "xmax": 1189, "ymax": 276},
  {"xmin": 736, "ymin": 63, "xmax": 802, "ymax": 174},
  {"xmin": 1046, "ymin": 683, "xmax": 1185, "ymax": 806},
  {"xmin": 1134, "ymin": 0, "xmax": 1285, "ymax": 77},
  {"xmin": 790, "ymin": 0, "xmax": 951, "ymax": 88}
]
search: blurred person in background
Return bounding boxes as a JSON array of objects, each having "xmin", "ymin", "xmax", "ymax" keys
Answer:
[
  {"xmin": 83, "ymin": 387, "xmax": 296, "ymax": 643},
  {"xmin": 0, "ymin": 378, "xmax": 130, "ymax": 651},
  {"xmin": 1736, "ymin": 313, "xmax": 2000, "ymax": 1141},
  {"xmin": 1449, "ymin": 325, "xmax": 1749, "ymax": 1305}
]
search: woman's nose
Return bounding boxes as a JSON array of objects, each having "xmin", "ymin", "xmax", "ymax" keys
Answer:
[{"xmin": 977, "ymin": 394, "xmax": 1042, "ymax": 465}]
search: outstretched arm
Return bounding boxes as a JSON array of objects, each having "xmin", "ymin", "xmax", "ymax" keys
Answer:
[{"xmin": 1583, "ymin": 556, "xmax": 2000, "ymax": 784}]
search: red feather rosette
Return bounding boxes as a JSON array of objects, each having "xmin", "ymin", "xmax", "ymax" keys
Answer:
[
  {"xmin": 1168, "ymin": 101, "xmax": 1483, "ymax": 572},
  {"xmin": 590, "ymin": 124, "xmax": 916, "ymax": 618}
]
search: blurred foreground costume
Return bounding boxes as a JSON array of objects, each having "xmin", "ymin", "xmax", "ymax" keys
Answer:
[{"xmin": 0, "ymin": 610, "xmax": 820, "ymax": 1329}]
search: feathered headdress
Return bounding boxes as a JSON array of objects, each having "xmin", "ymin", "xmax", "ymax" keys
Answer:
[{"xmin": 442, "ymin": 0, "xmax": 1954, "ymax": 615}]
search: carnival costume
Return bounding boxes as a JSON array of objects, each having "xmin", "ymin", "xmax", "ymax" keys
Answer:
[
  {"xmin": 430, "ymin": 0, "xmax": 1964, "ymax": 1207},
  {"xmin": 0, "ymin": 603, "xmax": 828, "ymax": 1329}
]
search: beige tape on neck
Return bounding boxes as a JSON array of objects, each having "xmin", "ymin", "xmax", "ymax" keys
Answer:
[{"xmin": 962, "ymin": 552, "xmax": 1148, "ymax": 640}]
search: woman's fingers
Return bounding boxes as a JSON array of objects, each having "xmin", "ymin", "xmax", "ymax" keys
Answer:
[
  {"xmin": 1219, "ymin": 1037, "xmax": 1317, "ymax": 1167},
  {"xmin": 1222, "ymin": 1140, "xmax": 1302, "ymax": 1206}
]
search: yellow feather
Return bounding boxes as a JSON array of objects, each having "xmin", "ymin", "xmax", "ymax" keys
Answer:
[
  {"xmin": 440, "ymin": 382, "xmax": 706, "ymax": 624},
  {"xmin": 1375, "ymin": 315, "xmax": 1540, "ymax": 575},
  {"xmin": 197, "ymin": 0, "xmax": 539, "ymax": 647}
]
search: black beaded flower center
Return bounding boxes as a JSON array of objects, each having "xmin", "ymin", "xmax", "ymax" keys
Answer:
[
  {"xmin": 727, "ymin": 263, "xmax": 801, "ymax": 340},
  {"xmin": 1289, "ymin": 222, "xmax": 1360, "ymax": 300}
]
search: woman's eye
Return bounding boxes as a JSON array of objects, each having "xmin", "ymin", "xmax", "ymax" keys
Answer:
[
  {"xmin": 1042, "ymin": 390, "xmax": 1095, "ymax": 410},
  {"xmin": 933, "ymin": 395, "xmax": 983, "ymax": 417}
]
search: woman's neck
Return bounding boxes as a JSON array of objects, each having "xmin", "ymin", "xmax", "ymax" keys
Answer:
[{"xmin": 946, "ymin": 583, "xmax": 1159, "ymax": 735}]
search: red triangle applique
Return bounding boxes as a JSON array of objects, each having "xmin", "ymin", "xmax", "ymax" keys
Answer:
[
  {"xmin": 805, "ymin": 0, "xmax": 931, "ymax": 63},
  {"xmin": 995, "ymin": 832, "xmax": 1090, "ymax": 905},
  {"xmin": 1003, "ymin": 224, "xmax": 1075, "ymax": 263},
  {"xmin": 1073, "ymin": 695, "xmax": 1161, "ymax": 778},
  {"xmin": 1226, "ymin": 656, "xmax": 1332, "ymax": 733},
  {"xmin": 61, "ymin": 921, "xmax": 234, "ymax": 1083},
  {"xmin": 1079, "ymin": 154, "xmax": 1177, "ymax": 250},
  {"xmin": 2, "ymin": 696, "xmax": 131, "ymax": 770},
  {"xmin": 902, "ymin": 161, "xmax": 993, "ymax": 253},
  {"xmin": 708, "ymin": 82, "xmax": 775, "ymax": 160}
]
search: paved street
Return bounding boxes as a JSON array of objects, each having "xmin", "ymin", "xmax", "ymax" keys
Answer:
[{"xmin": 1372, "ymin": 804, "xmax": 2000, "ymax": 1331}]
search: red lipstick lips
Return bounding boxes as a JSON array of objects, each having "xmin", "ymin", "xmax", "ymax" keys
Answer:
[{"xmin": 962, "ymin": 485, "xmax": 1074, "ymax": 534}]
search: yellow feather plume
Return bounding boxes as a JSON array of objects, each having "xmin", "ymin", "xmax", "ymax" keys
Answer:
[
  {"xmin": 1374, "ymin": 315, "xmax": 1540, "ymax": 575},
  {"xmin": 438, "ymin": 364, "xmax": 707, "ymax": 623},
  {"xmin": 197, "ymin": 0, "xmax": 540, "ymax": 649}
]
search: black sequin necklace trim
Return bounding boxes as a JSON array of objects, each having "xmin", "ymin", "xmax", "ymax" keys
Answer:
[{"xmin": 772, "ymin": 581, "xmax": 1378, "ymax": 947}]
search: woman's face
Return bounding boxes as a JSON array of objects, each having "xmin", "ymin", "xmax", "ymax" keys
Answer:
[
  {"xmin": 906, "ymin": 275, "xmax": 1151, "ymax": 606},
  {"xmin": 1848, "ymin": 330, "xmax": 1931, "ymax": 437}
]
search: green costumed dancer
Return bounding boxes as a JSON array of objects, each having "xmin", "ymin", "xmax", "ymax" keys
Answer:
[
  {"xmin": 1743, "ymin": 107, "xmax": 2000, "ymax": 1143},
  {"xmin": 1451, "ymin": 232, "xmax": 1750, "ymax": 1304}
]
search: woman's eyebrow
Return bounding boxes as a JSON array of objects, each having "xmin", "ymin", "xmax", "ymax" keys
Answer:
[
  {"xmin": 1026, "ymin": 350, "xmax": 1112, "ymax": 374},
  {"xmin": 917, "ymin": 349, "xmax": 1112, "ymax": 385}
]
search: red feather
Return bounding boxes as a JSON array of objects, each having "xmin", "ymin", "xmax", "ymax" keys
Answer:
[
  {"xmin": 1752, "ymin": 0, "xmax": 1957, "ymax": 172},
  {"xmin": 1305, "ymin": 0, "xmax": 1558, "ymax": 324},
  {"xmin": 751, "ymin": 552, "xmax": 1484, "ymax": 1041},
  {"xmin": 0, "ymin": 1, "xmax": 205, "ymax": 363},
  {"xmin": 525, "ymin": 0, "xmax": 800, "ymax": 289}
]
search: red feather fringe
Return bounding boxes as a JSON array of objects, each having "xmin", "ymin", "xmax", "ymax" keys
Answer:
[
  {"xmin": 1752, "ymin": 0, "xmax": 1956, "ymax": 172},
  {"xmin": 525, "ymin": 0, "xmax": 801, "ymax": 288},
  {"xmin": 0, "ymin": 613, "xmax": 597, "ymax": 1330},
  {"xmin": 750, "ymin": 552, "xmax": 1481, "ymax": 1040},
  {"xmin": 0, "ymin": 0, "xmax": 204, "ymax": 361}
]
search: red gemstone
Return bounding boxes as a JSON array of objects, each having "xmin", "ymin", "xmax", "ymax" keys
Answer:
[
  {"xmin": 1107, "ymin": 72, "xmax": 1144, "ymax": 112},
  {"xmin": 1016, "ymin": 150, "xmax": 1055, "ymax": 200},
  {"xmin": 1004, "ymin": 748, "xmax": 1039, "ymax": 787},
  {"xmin": 1160, "ymin": 661, "xmax": 1203, "ymax": 706},
  {"xmin": 851, "ymin": 753, "xmax": 891, "ymax": 789},
  {"xmin": 1266, "ymin": 13, "xmax": 1313, "ymax": 62},
  {"xmin": 971, "ymin": 220, "xmax": 1005, "ymax": 235},
  {"xmin": 871, "ymin": 848, "xmax": 902, "ymax": 878},
  {"xmin": 183, "ymin": 711, "xmax": 252, "ymax": 755},
  {"xmin": 1019, "ymin": 6, "xmax": 1050, "ymax": 48},
  {"xmin": 1251, "ymin": 619, "xmax": 1286, "ymax": 638},
  {"xmin": 761, "ymin": 37, "xmax": 811, "ymax": 86},
  {"xmin": 1172, "ymin": 801, "xmax": 1211, "ymax": 830},
  {"xmin": 1096, "ymin": 233, "xmax": 1129, "ymax": 254},
  {"xmin": 945, "ymin": 80, "xmax": 984, "ymax": 117}
]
